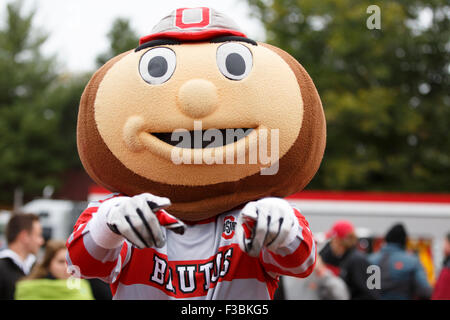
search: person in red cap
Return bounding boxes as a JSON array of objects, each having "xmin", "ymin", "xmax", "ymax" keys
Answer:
[{"xmin": 320, "ymin": 220, "xmax": 379, "ymax": 300}]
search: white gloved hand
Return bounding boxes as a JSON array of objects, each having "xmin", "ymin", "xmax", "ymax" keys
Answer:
[
  {"xmin": 236, "ymin": 197, "xmax": 299, "ymax": 257},
  {"xmin": 100, "ymin": 193, "xmax": 182, "ymax": 249}
]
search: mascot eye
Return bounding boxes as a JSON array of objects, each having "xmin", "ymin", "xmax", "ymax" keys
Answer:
[
  {"xmin": 139, "ymin": 47, "xmax": 176, "ymax": 85},
  {"xmin": 216, "ymin": 42, "xmax": 253, "ymax": 80}
]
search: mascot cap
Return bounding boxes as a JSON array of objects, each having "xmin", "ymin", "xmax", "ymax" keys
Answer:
[{"xmin": 139, "ymin": 7, "xmax": 248, "ymax": 45}]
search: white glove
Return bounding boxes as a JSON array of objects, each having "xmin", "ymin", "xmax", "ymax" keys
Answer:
[
  {"xmin": 99, "ymin": 193, "xmax": 184, "ymax": 249},
  {"xmin": 236, "ymin": 197, "xmax": 299, "ymax": 257}
]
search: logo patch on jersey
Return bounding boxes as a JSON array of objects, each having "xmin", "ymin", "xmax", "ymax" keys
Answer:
[{"xmin": 222, "ymin": 216, "xmax": 237, "ymax": 240}]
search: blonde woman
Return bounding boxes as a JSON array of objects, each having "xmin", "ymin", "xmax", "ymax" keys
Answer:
[{"xmin": 15, "ymin": 240, "xmax": 93, "ymax": 300}]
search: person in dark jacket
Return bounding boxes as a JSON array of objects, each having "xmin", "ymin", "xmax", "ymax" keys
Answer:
[
  {"xmin": 432, "ymin": 232, "xmax": 450, "ymax": 300},
  {"xmin": 321, "ymin": 220, "xmax": 379, "ymax": 300},
  {"xmin": 368, "ymin": 223, "xmax": 432, "ymax": 300},
  {"xmin": 87, "ymin": 279, "xmax": 113, "ymax": 300},
  {"xmin": 0, "ymin": 213, "xmax": 44, "ymax": 299}
]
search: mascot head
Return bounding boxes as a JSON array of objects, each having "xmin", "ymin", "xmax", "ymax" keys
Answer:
[{"xmin": 77, "ymin": 7, "xmax": 326, "ymax": 221}]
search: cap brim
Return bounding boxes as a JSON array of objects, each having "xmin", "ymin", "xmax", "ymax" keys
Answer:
[{"xmin": 139, "ymin": 29, "xmax": 247, "ymax": 45}]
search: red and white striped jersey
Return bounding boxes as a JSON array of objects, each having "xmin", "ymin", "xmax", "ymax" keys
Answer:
[{"xmin": 66, "ymin": 195, "xmax": 316, "ymax": 300}]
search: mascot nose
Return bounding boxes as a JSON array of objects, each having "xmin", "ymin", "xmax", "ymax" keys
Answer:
[{"xmin": 177, "ymin": 79, "xmax": 218, "ymax": 119}]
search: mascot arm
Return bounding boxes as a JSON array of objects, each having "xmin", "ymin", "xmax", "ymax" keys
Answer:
[
  {"xmin": 66, "ymin": 194, "xmax": 130, "ymax": 282},
  {"xmin": 236, "ymin": 197, "xmax": 316, "ymax": 279},
  {"xmin": 66, "ymin": 193, "xmax": 185, "ymax": 282}
]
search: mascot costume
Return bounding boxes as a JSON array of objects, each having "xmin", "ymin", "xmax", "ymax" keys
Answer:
[{"xmin": 67, "ymin": 7, "xmax": 326, "ymax": 299}]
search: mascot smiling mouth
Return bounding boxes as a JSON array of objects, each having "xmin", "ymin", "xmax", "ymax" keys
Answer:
[{"xmin": 152, "ymin": 128, "xmax": 254, "ymax": 149}]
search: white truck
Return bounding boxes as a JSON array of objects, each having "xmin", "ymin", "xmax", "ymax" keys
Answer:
[{"xmin": 20, "ymin": 199, "xmax": 87, "ymax": 242}]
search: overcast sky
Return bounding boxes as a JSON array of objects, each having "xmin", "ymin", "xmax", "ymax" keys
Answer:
[{"xmin": 2, "ymin": 0, "xmax": 266, "ymax": 72}]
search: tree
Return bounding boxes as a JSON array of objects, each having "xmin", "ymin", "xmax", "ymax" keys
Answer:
[
  {"xmin": 0, "ymin": 2, "xmax": 56, "ymax": 107},
  {"xmin": 0, "ymin": 2, "xmax": 88, "ymax": 205},
  {"xmin": 96, "ymin": 18, "xmax": 139, "ymax": 67},
  {"xmin": 247, "ymin": 0, "xmax": 450, "ymax": 192}
]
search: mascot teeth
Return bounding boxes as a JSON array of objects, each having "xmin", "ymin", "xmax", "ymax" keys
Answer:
[{"xmin": 152, "ymin": 128, "xmax": 254, "ymax": 148}]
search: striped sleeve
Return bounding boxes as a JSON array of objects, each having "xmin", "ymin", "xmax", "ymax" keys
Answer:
[
  {"xmin": 260, "ymin": 208, "xmax": 316, "ymax": 278},
  {"xmin": 66, "ymin": 194, "xmax": 132, "ymax": 284}
]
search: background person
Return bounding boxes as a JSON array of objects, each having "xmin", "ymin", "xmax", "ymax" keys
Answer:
[
  {"xmin": 15, "ymin": 240, "xmax": 93, "ymax": 300},
  {"xmin": 0, "ymin": 213, "xmax": 44, "ymax": 300},
  {"xmin": 432, "ymin": 232, "xmax": 450, "ymax": 300},
  {"xmin": 368, "ymin": 223, "xmax": 432, "ymax": 300},
  {"xmin": 86, "ymin": 278, "xmax": 113, "ymax": 300},
  {"xmin": 320, "ymin": 220, "xmax": 379, "ymax": 300},
  {"xmin": 280, "ymin": 255, "xmax": 350, "ymax": 300}
]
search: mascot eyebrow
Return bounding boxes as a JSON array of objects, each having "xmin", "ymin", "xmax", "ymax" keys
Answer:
[
  {"xmin": 210, "ymin": 36, "xmax": 257, "ymax": 46},
  {"xmin": 135, "ymin": 36, "xmax": 257, "ymax": 52}
]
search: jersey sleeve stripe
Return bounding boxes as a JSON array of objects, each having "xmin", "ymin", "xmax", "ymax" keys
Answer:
[
  {"xmin": 266, "ymin": 223, "xmax": 314, "ymax": 268},
  {"xmin": 67, "ymin": 233, "xmax": 119, "ymax": 279},
  {"xmin": 261, "ymin": 240, "xmax": 316, "ymax": 278},
  {"xmin": 66, "ymin": 203, "xmax": 131, "ymax": 284},
  {"xmin": 82, "ymin": 230, "xmax": 123, "ymax": 263}
]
